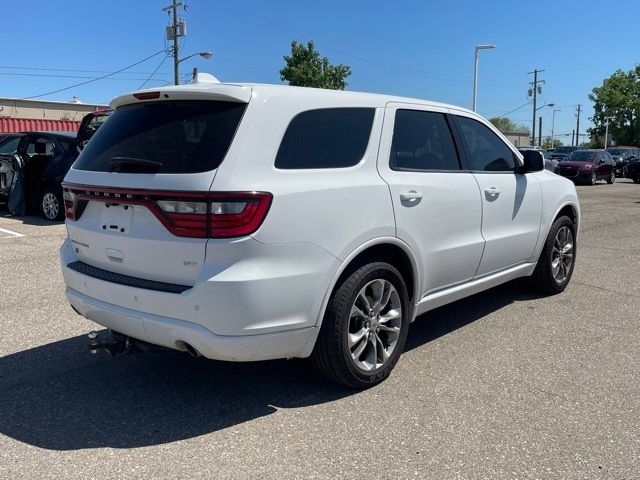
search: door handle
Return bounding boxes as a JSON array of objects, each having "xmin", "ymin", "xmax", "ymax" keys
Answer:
[
  {"xmin": 400, "ymin": 190, "xmax": 423, "ymax": 201},
  {"xmin": 484, "ymin": 187, "xmax": 501, "ymax": 198}
]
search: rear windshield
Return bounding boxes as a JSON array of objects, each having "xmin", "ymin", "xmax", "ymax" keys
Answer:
[{"xmin": 73, "ymin": 100, "xmax": 246, "ymax": 174}]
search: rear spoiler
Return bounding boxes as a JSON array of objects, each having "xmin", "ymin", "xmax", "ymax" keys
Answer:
[{"xmin": 110, "ymin": 83, "xmax": 252, "ymax": 109}]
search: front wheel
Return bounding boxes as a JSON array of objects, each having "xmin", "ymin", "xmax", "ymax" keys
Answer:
[
  {"xmin": 607, "ymin": 171, "xmax": 615, "ymax": 184},
  {"xmin": 590, "ymin": 172, "xmax": 597, "ymax": 185},
  {"xmin": 311, "ymin": 262, "xmax": 410, "ymax": 388},
  {"xmin": 40, "ymin": 187, "xmax": 64, "ymax": 221},
  {"xmin": 531, "ymin": 216, "xmax": 576, "ymax": 294}
]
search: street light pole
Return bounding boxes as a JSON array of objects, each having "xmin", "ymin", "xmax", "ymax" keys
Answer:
[
  {"xmin": 472, "ymin": 44, "xmax": 496, "ymax": 112},
  {"xmin": 551, "ymin": 109, "xmax": 561, "ymax": 148},
  {"xmin": 604, "ymin": 117, "xmax": 611, "ymax": 149}
]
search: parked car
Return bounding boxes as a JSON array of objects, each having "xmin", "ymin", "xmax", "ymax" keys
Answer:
[
  {"xmin": 550, "ymin": 146, "xmax": 583, "ymax": 162},
  {"xmin": 0, "ymin": 132, "xmax": 79, "ymax": 219},
  {"xmin": 623, "ymin": 157, "xmax": 640, "ymax": 183},
  {"xmin": 557, "ymin": 149, "xmax": 616, "ymax": 185},
  {"xmin": 519, "ymin": 146, "xmax": 557, "ymax": 172},
  {"xmin": 606, "ymin": 146, "xmax": 640, "ymax": 177},
  {"xmin": 60, "ymin": 79, "xmax": 580, "ymax": 388},
  {"xmin": 77, "ymin": 109, "xmax": 112, "ymax": 150}
]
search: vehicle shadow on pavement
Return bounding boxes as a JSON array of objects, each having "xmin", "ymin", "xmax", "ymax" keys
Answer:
[{"xmin": 0, "ymin": 280, "xmax": 543, "ymax": 451}]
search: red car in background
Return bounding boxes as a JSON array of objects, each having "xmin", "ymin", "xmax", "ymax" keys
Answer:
[{"xmin": 557, "ymin": 149, "xmax": 616, "ymax": 185}]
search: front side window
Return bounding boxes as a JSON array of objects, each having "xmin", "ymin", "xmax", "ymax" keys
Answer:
[
  {"xmin": 275, "ymin": 108, "xmax": 375, "ymax": 169},
  {"xmin": 390, "ymin": 110, "xmax": 460, "ymax": 171},
  {"xmin": 456, "ymin": 116, "xmax": 516, "ymax": 172}
]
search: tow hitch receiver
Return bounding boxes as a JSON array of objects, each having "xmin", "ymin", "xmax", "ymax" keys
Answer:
[
  {"xmin": 88, "ymin": 331, "xmax": 130, "ymax": 355},
  {"xmin": 87, "ymin": 330, "xmax": 172, "ymax": 356}
]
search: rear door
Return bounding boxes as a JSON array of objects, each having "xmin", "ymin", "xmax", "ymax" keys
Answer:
[
  {"xmin": 63, "ymin": 98, "xmax": 248, "ymax": 285},
  {"xmin": 452, "ymin": 113, "xmax": 542, "ymax": 276},
  {"xmin": 377, "ymin": 103, "xmax": 484, "ymax": 296}
]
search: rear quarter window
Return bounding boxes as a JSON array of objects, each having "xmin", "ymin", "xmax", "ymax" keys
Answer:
[
  {"xmin": 73, "ymin": 101, "xmax": 247, "ymax": 174},
  {"xmin": 275, "ymin": 108, "xmax": 375, "ymax": 169}
]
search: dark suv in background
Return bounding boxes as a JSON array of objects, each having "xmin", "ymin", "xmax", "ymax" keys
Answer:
[
  {"xmin": 550, "ymin": 146, "xmax": 584, "ymax": 162},
  {"xmin": 557, "ymin": 149, "xmax": 616, "ymax": 185},
  {"xmin": 0, "ymin": 132, "xmax": 79, "ymax": 219},
  {"xmin": 606, "ymin": 146, "xmax": 640, "ymax": 177}
]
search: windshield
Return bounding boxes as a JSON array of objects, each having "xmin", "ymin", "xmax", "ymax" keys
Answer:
[
  {"xmin": 568, "ymin": 151, "xmax": 596, "ymax": 162},
  {"xmin": 73, "ymin": 100, "xmax": 247, "ymax": 174},
  {"xmin": 606, "ymin": 149, "xmax": 631, "ymax": 156},
  {"xmin": 555, "ymin": 147, "xmax": 578, "ymax": 153},
  {"xmin": 0, "ymin": 135, "xmax": 21, "ymax": 156}
]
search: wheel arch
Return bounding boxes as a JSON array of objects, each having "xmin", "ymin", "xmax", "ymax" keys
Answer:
[{"xmin": 315, "ymin": 237, "xmax": 420, "ymax": 327}]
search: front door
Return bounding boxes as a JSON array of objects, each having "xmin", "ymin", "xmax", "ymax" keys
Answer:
[
  {"xmin": 377, "ymin": 104, "xmax": 485, "ymax": 297},
  {"xmin": 452, "ymin": 113, "xmax": 542, "ymax": 277}
]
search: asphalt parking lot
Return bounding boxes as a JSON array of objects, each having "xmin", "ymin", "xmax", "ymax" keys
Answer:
[{"xmin": 1, "ymin": 180, "xmax": 639, "ymax": 479}]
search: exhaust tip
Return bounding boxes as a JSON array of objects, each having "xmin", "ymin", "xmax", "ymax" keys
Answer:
[{"xmin": 183, "ymin": 342, "xmax": 200, "ymax": 358}]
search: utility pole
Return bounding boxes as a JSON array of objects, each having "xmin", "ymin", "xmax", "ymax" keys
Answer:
[
  {"xmin": 572, "ymin": 129, "xmax": 575, "ymax": 146},
  {"xmin": 528, "ymin": 69, "xmax": 546, "ymax": 146},
  {"xmin": 575, "ymin": 104, "xmax": 582, "ymax": 147},
  {"xmin": 604, "ymin": 117, "xmax": 610, "ymax": 149},
  {"xmin": 163, "ymin": 0, "xmax": 186, "ymax": 85},
  {"xmin": 538, "ymin": 117, "xmax": 542, "ymax": 147}
]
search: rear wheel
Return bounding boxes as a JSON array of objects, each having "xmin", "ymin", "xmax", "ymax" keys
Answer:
[
  {"xmin": 40, "ymin": 187, "xmax": 64, "ymax": 221},
  {"xmin": 311, "ymin": 262, "xmax": 410, "ymax": 388},
  {"xmin": 607, "ymin": 171, "xmax": 615, "ymax": 184},
  {"xmin": 531, "ymin": 216, "xmax": 576, "ymax": 294}
]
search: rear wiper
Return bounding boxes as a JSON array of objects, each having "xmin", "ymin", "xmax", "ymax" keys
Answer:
[{"xmin": 108, "ymin": 157, "xmax": 163, "ymax": 173}]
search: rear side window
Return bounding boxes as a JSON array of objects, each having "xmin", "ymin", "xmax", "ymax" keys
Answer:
[
  {"xmin": 275, "ymin": 108, "xmax": 375, "ymax": 169},
  {"xmin": 456, "ymin": 116, "xmax": 517, "ymax": 172},
  {"xmin": 390, "ymin": 110, "xmax": 460, "ymax": 171},
  {"xmin": 73, "ymin": 101, "xmax": 247, "ymax": 174}
]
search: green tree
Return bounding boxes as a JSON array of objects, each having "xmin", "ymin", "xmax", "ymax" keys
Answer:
[
  {"xmin": 541, "ymin": 138, "xmax": 563, "ymax": 149},
  {"xmin": 280, "ymin": 41, "xmax": 351, "ymax": 90},
  {"xmin": 588, "ymin": 66, "xmax": 640, "ymax": 146},
  {"xmin": 489, "ymin": 117, "xmax": 529, "ymax": 133}
]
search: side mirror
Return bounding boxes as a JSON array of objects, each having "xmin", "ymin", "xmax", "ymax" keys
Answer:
[{"xmin": 521, "ymin": 150, "xmax": 544, "ymax": 173}]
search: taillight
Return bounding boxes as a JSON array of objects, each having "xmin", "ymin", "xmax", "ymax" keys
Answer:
[
  {"xmin": 63, "ymin": 188, "xmax": 76, "ymax": 220},
  {"xmin": 208, "ymin": 193, "xmax": 272, "ymax": 238},
  {"xmin": 62, "ymin": 184, "xmax": 272, "ymax": 239}
]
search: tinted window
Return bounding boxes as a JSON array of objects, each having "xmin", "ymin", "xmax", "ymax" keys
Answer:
[
  {"xmin": 456, "ymin": 116, "xmax": 516, "ymax": 171},
  {"xmin": 275, "ymin": 108, "xmax": 374, "ymax": 169},
  {"xmin": 390, "ymin": 110, "xmax": 460, "ymax": 171},
  {"xmin": 0, "ymin": 136, "xmax": 21, "ymax": 155},
  {"xmin": 74, "ymin": 101, "xmax": 247, "ymax": 174},
  {"xmin": 568, "ymin": 151, "xmax": 597, "ymax": 162},
  {"xmin": 25, "ymin": 136, "xmax": 51, "ymax": 158}
]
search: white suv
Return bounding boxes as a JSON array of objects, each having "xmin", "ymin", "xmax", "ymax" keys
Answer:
[{"xmin": 60, "ymin": 75, "xmax": 579, "ymax": 388}]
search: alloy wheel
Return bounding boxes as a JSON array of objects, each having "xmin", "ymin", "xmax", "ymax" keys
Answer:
[
  {"xmin": 42, "ymin": 193, "xmax": 59, "ymax": 220},
  {"xmin": 591, "ymin": 172, "xmax": 597, "ymax": 185},
  {"xmin": 348, "ymin": 279, "xmax": 402, "ymax": 371},
  {"xmin": 551, "ymin": 226, "xmax": 574, "ymax": 284}
]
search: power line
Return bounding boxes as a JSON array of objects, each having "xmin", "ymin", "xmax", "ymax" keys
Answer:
[
  {"xmin": 0, "ymin": 65, "xmax": 170, "ymax": 76},
  {"xmin": 0, "ymin": 71, "xmax": 168, "ymax": 81},
  {"xmin": 139, "ymin": 53, "xmax": 171, "ymax": 89},
  {"xmin": 498, "ymin": 101, "xmax": 532, "ymax": 118},
  {"xmin": 22, "ymin": 50, "xmax": 166, "ymax": 100}
]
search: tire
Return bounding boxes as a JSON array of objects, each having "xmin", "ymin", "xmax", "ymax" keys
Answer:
[
  {"xmin": 607, "ymin": 171, "xmax": 615, "ymax": 184},
  {"xmin": 311, "ymin": 262, "xmax": 411, "ymax": 388},
  {"xmin": 633, "ymin": 178, "xmax": 640, "ymax": 184},
  {"xmin": 530, "ymin": 216, "xmax": 576, "ymax": 294},
  {"xmin": 590, "ymin": 172, "xmax": 597, "ymax": 185},
  {"xmin": 40, "ymin": 187, "xmax": 64, "ymax": 221}
]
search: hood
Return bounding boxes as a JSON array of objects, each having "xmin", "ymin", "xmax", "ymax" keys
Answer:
[{"xmin": 558, "ymin": 160, "xmax": 592, "ymax": 168}]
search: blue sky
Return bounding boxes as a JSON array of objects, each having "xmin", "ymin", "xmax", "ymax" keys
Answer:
[{"xmin": 2, "ymin": 0, "xmax": 639, "ymax": 143}]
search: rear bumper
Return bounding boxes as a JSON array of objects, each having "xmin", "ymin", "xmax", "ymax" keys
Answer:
[
  {"xmin": 60, "ymin": 236, "xmax": 339, "ymax": 360},
  {"xmin": 66, "ymin": 287, "xmax": 319, "ymax": 361}
]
